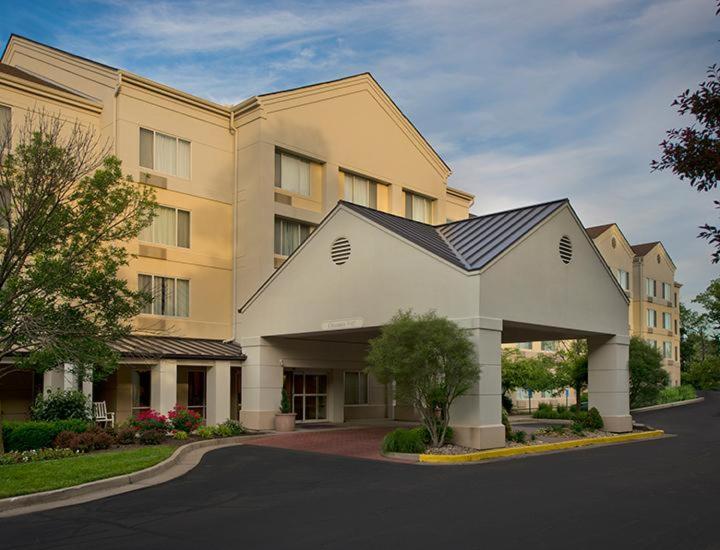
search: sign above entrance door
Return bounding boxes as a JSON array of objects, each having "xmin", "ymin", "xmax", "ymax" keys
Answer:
[{"xmin": 321, "ymin": 317, "xmax": 364, "ymax": 331}]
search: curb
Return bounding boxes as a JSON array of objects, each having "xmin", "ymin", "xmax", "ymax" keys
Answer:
[
  {"xmin": 418, "ymin": 430, "xmax": 666, "ymax": 464},
  {"xmin": 631, "ymin": 397, "xmax": 704, "ymax": 413},
  {"xmin": 0, "ymin": 434, "xmax": 263, "ymax": 515}
]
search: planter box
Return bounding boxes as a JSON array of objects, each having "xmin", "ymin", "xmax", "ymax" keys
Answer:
[{"xmin": 274, "ymin": 413, "xmax": 296, "ymax": 432}]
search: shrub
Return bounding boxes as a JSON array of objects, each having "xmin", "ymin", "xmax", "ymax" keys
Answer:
[
  {"xmin": 54, "ymin": 427, "xmax": 115, "ymax": 452},
  {"xmin": 168, "ymin": 405, "xmax": 203, "ymax": 433},
  {"xmin": 658, "ymin": 384, "xmax": 697, "ymax": 404},
  {"xmin": 129, "ymin": 409, "xmax": 169, "ymax": 433},
  {"xmin": 196, "ymin": 426, "xmax": 216, "ymax": 439},
  {"xmin": 507, "ymin": 430, "xmax": 527, "ymax": 444},
  {"xmin": 501, "ymin": 393, "xmax": 514, "ymax": 413},
  {"xmin": 537, "ymin": 402, "xmax": 553, "ymax": 413},
  {"xmin": 215, "ymin": 420, "xmax": 246, "ymax": 437},
  {"xmin": 570, "ymin": 422, "xmax": 585, "ymax": 436},
  {"xmin": 280, "ymin": 388, "xmax": 292, "ymax": 414},
  {"xmin": 556, "ymin": 404, "xmax": 567, "ymax": 414},
  {"xmin": 53, "ymin": 430, "xmax": 79, "ymax": 449},
  {"xmin": 116, "ymin": 426, "xmax": 137, "ymax": 445},
  {"xmin": 173, "ymin": 430, "xmax": 189, "ymax": 441},
  {"xmin": 2, "ymin": 419, "xmax": 89, "ymax": 452},
  {"xmin": 381, "ymin": 428, "xmax": 427, "ymax": 454},
  {"xmin": 138, "ymin": 429, "xmax": 165, "ymax": 445},
  {"xmin": 501, "ymin": 409, "xmax": 512, "ymax": 439},
  {"xmin": 419, "ymin": 423, "xmax": 453, "ymax": 445},
  {"xmin": 30, "ymin": 389, "xmax": 91, "ymax": 422},
  {"xmin": 0, "ymin": 447, "xmax": 77, "ymax": 465},
  {"xmin": 583, "ymin": 407, "xmax": 604, "ymax": 430},
  {"xmin": 629, "ymin": 337, "xmax": 669, "ymax": 407}
]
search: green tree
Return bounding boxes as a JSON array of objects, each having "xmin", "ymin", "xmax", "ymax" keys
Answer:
[
  {"xmin": 651, "ymin": 34, "xmax": 720, "ymax": 262},
  {"xmin": 366, "ymin": 310, "xmax": 479, "ymax": 447},
  {"xmin": 679, "ymin": 302, "xmax": 716, "ymax": 369},
  {"xmin": 501, "ymin": 348, "xmax": 558, "ymax": 412},
  {"xmin": 555, "ymin": 340, "xmax": 588, "ymax": 408},
  {"xmin": 684, "ymin": 356, "xmax": 720, "ymax": 389},
  {"xmin": 629, "ymin": 337, "xmax": 669, "ymax": 408},
  {"xmin": 693, "ymin": 277, "xmax": 720, "ymax": 331},
  {"xmin": 0, "ymin": 111, "xmax": 156, "ymax": 452}
]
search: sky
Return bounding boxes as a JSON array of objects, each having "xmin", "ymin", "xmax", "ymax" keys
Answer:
[{"xmin": 0, "ymin": 0, "xmax": 718, "ymax": 303}]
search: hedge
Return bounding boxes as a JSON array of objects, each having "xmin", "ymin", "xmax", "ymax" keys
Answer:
[{"xmin": 2, "ymin": 420, "xmax": 90, "ymax": 452}]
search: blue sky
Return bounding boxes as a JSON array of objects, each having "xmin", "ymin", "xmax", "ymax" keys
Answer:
[{"xmin": 1, "ymin": 0, "xmax": 718, "ymax": 302}]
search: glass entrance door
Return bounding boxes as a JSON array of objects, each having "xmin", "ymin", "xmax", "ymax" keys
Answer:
[{"xmin": 291, "ymin": 373, "xmax": 328, "ymax": 422}]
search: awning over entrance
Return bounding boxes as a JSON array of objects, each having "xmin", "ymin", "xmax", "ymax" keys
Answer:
[{"xmin": 111, "ymin": 336, "xmax": 246, "ymax": 362}]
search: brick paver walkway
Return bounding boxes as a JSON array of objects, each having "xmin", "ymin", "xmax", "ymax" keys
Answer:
[{"xmin": 247, "ymin": 425, "xmax": 409, "ymax": 461}]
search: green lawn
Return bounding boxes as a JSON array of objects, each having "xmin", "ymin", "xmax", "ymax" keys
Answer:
[{"xmin": 0, "ymin": 446, "xmax": 174, "ymax": 498}]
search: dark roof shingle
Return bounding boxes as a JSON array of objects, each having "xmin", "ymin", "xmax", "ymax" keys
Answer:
[
  {"xmin": 342, "ymin": 199, "xmax": 568, "ymax": 271},
  {"xmin": 585, "ymin": 223, "xmax": 615, "ymax": 239},
  {"xmin": 631, "ymin": 242, "xmax": 660, "ymax": 257}
]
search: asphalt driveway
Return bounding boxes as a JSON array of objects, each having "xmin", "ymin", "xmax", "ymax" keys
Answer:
[{"xmin": 2, "ymin": 393, "xmax": 719, "ymax": 550}]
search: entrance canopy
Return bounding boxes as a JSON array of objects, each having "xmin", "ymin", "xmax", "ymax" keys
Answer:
[{"xmin": 237, "ymin": 200, "xmax": 632, "ymax": 447}]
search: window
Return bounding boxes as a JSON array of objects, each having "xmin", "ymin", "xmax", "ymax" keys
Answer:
[
  {"xmin": 662, "ymin": 283, "xmax": 672, "ymax": 300},
  {"xmin": 663, "ymin": 341, "xmax": 672, "ymax": 359},
  {"xmin": 275, "ymin": 151, "xmax": 310, "ymax": 196},
  {"xmin": 131, "ymin": 369, "xmax": 151, "ymax": 413},
  {"xmin": 344, "ymin": 172, "xmax": 377, "ymax": 208},
  {"xmin": 344, "ymin": 371, "xmax": 369, "ymax": 405},
  {"xmin": 138, "ymin": 274, "xmax": 190, "ymax": 317},
  {"xmin": 674, "ymin": 292, "xmax": 678, "ymax": 308},
  {"xmin": 674, "ymin": 319, "xmax": 678, "ymax": 335},
  {"xmin": 516, "ymin": 342, "xmax": 532, "ymax": 350},
  {"xmin": 617, "ymin": 269, "xmax": 630, "ymax": 291},
  {"xmin": 187, "ymin": 370, "xmax": 206, "ymax": 418},
  {"xmin": 675, "ymin": 346, "xmax": 679, "ymax": 361},
  {"xmin": 139, "ymin": 206, "xmax": 190, "ymax": 248},
  {"xmin": 405, "ymin": 191, "xmax": 432, "ymax": 223},
  {"xmin": 541, "ymin": 341, "xmax": 556, "ymax": 351},
  {"xmin": 139, "ymin": 128, "xmax": 190, "ymax": 178},
  {"xmin": 274, "ymin": 218, "xmax": 313, "ymax": 257},
  {"xmin": 663, "ymin": 312, "xmax": 672, "ymax": 330},
  {"xmin": 647, "ymin": 308, "xmax": 657, "ymax": 328},
  {"xmin": 0, "ymin": 104, "xmax": 10, "ymax": 151},
  {"xmin": 646, "ymin": 339, "xmax": 657, "ymax": 349},
  {"xmin": 645, "ymin": 278, "xmax": 656, "ymax": 298}
]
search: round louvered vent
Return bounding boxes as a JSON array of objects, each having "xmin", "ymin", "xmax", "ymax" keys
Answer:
[
  {"xmin": 559, "ymin": 235, "xmax": 573, "ymax": 264},
  {"xmin": 331, "ymin": 237, "xmax": 351, "ymax": 265}
]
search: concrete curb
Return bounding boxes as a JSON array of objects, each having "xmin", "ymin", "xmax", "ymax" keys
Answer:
[
  {"xmin": 417, "ymin": 430, "xmax": 666, "ymax": 464},
  {"xmin": 631, "ymin": 397, "xmax": 704, "ymax": 413},
  {"xmin": 0, "ymin": 434, "xmax": 265, "ymax": 517}
]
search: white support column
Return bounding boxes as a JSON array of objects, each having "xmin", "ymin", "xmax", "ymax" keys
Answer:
[
  {"xmin": 150, "ymin": 359, "xmax": 177, "ymax": 416},
  {"xmin": 43, "ymin": 364, "xmax": 79, "ymax": 393},
  {"xmin": 588, "ymin": 334, "xmax": 632, "ymax": 432},
  {"xmin": 449, "ymin": 317, "xmax": 505, "ymax": 450},
  {"xmin": 206, "ymin": 360, "xmax": 231, "ymax": 425},
  {"xmin": 239, "ymin": 337, "xmax": 284, "ymax": 430}
]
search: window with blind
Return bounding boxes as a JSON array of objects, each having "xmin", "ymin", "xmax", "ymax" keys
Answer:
[
  {"xmin": 645, "ymin": 278, "xmax": 656, "ymax": 298},
  {"xmin": 138, "ymin": 274, "xmax": 190, "ymax": 317},
  {"xmin": 663, "ymin": 341, "xmax": 672, "ymax": 359},
  {"xmin": 663, "ymin": 312, "xmax": 672, "ymax": 330},
  {"xmin": 662, "ymin": 282, "xmax": 672, "ymax": 300},
  {"xmin": 0, "ymin": 104, "xmax": 10, "ymax": 151},
  {"xmin": 139, "ymin": 206, "xmax": 190, "ymax": 248},
  {"xmin": 405, "ymin": 191, "xmax": 432, "ymax": 223},
  {"xmin": 275, "ymin": 151, "xmax": 311, "ymax": 196},
  {"xmin": 344, "ymin": 371, "xmax": 368, "ymax": 405},
  {"xmin": 344, "ymin": 172, "xmax": 377, "ymax": 208},
  {"xmin": 274, "ymin": 218, "xmax": 314, "ymax": 257},
  {"xmin": 139, "ymin": 128, "xmax": 191, "ymax": 178},
  {"xmin": 647, "ymin": 308, "xmax": 657, "ymax": 328}
]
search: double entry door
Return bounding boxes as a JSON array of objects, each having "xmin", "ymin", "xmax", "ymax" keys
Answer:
[{"xmin": 286, "ymin": 372, "xmax": 328, "ymax": 422}]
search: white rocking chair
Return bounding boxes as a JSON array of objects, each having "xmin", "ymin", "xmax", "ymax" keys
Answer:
[{"xmin": 93, "ymin": 401, "xmax": 115, "ymax": 428}]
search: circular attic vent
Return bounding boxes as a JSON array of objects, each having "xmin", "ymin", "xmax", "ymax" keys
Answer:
[
  {"xmin": 559, "ymin": 235, "xmax": 573, "ymax": 264},
  {"xmin": 330, "ymin": 237, "xmax": 351, "ymax": 265}
]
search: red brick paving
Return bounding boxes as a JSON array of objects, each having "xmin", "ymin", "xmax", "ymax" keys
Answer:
[{"xmin": 247, "ymin": 426, "xmax": 408, "ymax": 462}]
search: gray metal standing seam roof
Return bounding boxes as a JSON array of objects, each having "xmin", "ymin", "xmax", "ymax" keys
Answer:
[
  {"xmin": 111, "ymin": 336, "xmax": 246, "ymax": 361},
  {"xmin": 341, "ymin": 198, "xmax": 568, "ymax": 271}
]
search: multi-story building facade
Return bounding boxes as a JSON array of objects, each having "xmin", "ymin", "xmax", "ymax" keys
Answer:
[
  {"xmin": 0, "ymin": 35, "xmax": 473, "ymax": 423},
  {"xmin": 586, "ymin": 224, "xmax": 681, "ymax": 386}
]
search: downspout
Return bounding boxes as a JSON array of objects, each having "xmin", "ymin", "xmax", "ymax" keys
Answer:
[
  {"xmin": 113, "ymin": 73, "xmax": 122, "ymax": 154},
  {"xmin": 230, "ymin": 109, "xmax": 238, "ymax": 343}
]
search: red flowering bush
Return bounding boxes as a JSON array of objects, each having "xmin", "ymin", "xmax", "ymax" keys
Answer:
[
  {"xmin": 129, "ymin": 409, "xmax": 169, "ymax": 433},
  {"xmin": 168, "ymin": 404, "xmax": 202, "ymax": 433}
]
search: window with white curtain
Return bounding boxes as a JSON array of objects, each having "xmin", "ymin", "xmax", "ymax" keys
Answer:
[
  {"xmin": 663, "ymin": 312, "xmax": 672, "ymax": 330},
  {"xmin": 274, "ymin": 218, "xmax": 314, "ymax": 257},
  {"xmin": 617, "ymin": 269, "xmax": 630, "ymax": 290},
  {"xmin": 646, "ymin": 278, "xmax": 656, "ymax": 298},
  {"xmin": 344, "ymin": 172, "xmax": 377, "ymax": 208},
  {"xmin": 662, "ymin": 282, "xmax": 672, "ymax": 300},
  {"xmin": 405, "ymin": 191, "xmax": 433, "ymax": 223},
  {"xmin": 138, "ymin": 274, "xmax": 189, "ymax": 317},
  {"xmin": 663, "ymin": 341, "xmax": 672, "ymax": 359},
  {"xmin": 516, "ymin": 342, "xmax": 532, "ymax": 350},
  {"xmin": 139, "ymin": 128, "xmax": 191, "ymax": 178},
  {"xmin": 139, "ymin": 206, "xmax": 190, "ymax": 248},
  {"xmin": 0, "ymin": 104, "xmax": 10, "ymax": 151},
  {"xmin": 344, "ymin": 372, "xmax": 369, "ymax": 405},
  {"xmin": 647, "ymin": 308, "xmax": 657, "ymax": 328},
  {"xmin": 275, "ymin": 151, "xmax": 311, "ymax": 196},
  {"xmin": 646, "ymin": 339, "xmax": 657, "ymax": 349}
]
